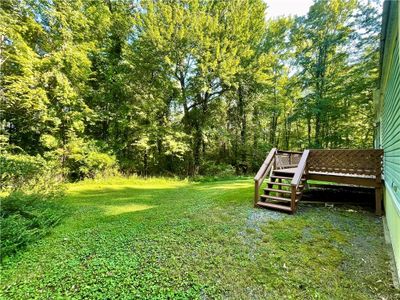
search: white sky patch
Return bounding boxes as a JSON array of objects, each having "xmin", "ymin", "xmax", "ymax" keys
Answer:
[{"xmin": 265, "ymin": 0, "xmax": 314, "ymax": 18}]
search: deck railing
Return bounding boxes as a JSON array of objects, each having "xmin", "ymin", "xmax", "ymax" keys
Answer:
[
  {"xmin": 254, "ymin": 148, "xmax": 277, "ymax": 206},
  {"xmin": 290, "ymin": 150, "xmax": 309, "ymax": 211},
  {"xmin": 308, "ymin": 149, "xmax": 383, "ymax": 177},
  {"xmin": 275, "ymin": 150, "xmax": 302, "ymax": 169}
]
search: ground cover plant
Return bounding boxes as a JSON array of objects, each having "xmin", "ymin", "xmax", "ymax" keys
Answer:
[{"xmin": 1, "ymin": 177, "xmax": 398, "ymax": 299}]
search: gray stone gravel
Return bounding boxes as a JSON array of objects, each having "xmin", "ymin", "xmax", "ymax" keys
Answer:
[{"xmin": 239, "ymin": 208, "xmax": 285, "ymax": 260}]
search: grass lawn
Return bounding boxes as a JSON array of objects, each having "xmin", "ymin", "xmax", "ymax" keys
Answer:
[{"xmin": 1, "ymin": 177, "xmax": 398, "ymax": 299}]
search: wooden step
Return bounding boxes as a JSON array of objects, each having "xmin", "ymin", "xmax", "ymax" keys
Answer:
[
  {"xmin": 257, "ymin": 201, "xmax": 293, "ymax": 213},
  {"xmin": 271, "ymin": 174, "xmax": 306, "ymax": 181},
  {"xmin": 270, "ymin": 175, "xmax": 293, "ymax": 180},
  {"xmin": 268, "ymin": 181, "xmax": 291, "ymax": 186},
  {"xmin": 267, "ymin": 182, "xmax": 304, "ymax": 188},
  {"xmin": 274, "ymin": 170, "xmax": 296, "ymax": 174},
  {"xmin": 260, "ymin": 194, "xmax": 299, "ymax": 202},
  {"xmin": 264, "ymin": 188, "xmax": 301, "ymax": 195}
]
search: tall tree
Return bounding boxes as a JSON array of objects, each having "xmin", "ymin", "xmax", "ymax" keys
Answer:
[
  {"xmin": 134, "ymin": 0, "xmax": 266, "ymax": 175},
  {"xmin": 291, "ymin": 0, "xmax": 357, "ymax": 148},
  {"xmin": 1, "ymin": 0, "xmax": 382, "ymax": 178}
]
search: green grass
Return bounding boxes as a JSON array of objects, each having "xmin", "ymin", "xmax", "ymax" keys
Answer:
[{"xmin": 1, "ymin": 177, "xmax": 398, "ymax": 299}]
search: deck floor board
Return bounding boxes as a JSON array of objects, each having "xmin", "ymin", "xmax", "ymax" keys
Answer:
[{"xmin": 275, "ymin": 167, "xmax": 375, "ymax": 179}]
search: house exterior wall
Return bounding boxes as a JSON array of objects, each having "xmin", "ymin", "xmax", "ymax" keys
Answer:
[
  {"xmin": 385, "ymin": 187, "xmax": 400, "ymax": 280},
  {"xmin": 377, "ymin": 0, "xmax": 400, "ymax": 280}
]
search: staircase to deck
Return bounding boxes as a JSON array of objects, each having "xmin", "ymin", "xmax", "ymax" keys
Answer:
[
  {"xmin": 254, "ymin": 149, "xmax": 310, "ymax": 214},
  {"xmin": 257, "ymin": 168, "xmax": 306, "ymax": 213},
  {"xmin": 254, "ymin": 148, "xmax": 384, "ymax": 215}
]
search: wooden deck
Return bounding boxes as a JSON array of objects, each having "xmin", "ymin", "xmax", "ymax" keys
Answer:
[
  {"xmin": 277, "ymin": 168, "xmax": 376, "ymax": 180},
  {"xmin": 254, "ymin": 149, "xmax": 383, "ymax": 214}
]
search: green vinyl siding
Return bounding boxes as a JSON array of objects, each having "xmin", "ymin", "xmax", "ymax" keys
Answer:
[
  {"xmin": 382, "ymin": 39, "xmax": 400, "ymax": 210},
  {"xmin": 379, "ymin": 0, "xmax": 400, "ymax": 282},
  {"xmin": 384, "ymin": 187, "xmax": 400, "ymax": 280}
]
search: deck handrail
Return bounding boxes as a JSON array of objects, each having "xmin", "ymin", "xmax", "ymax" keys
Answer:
[
  {"xmin": 254, "ymin": 148, "xmax": 277, "ymax": 205},
  {"xmin": 277, "ymin": 150, "xmax": 303, "ymax": 155},
  {"xmin": 291, "ymin": 149, "xmax": 309, "ymax": 188}
]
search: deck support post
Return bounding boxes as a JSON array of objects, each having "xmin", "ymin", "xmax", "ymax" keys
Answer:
[
  {"xmin": 290, "ymin": 185, "xmax": 297, "ymax": 213},
  {"xmin": 375, "ymin": 186, "xmax": 383, "ymax": 216},
  {"xmin": 254, "ymin": 181, "xmax": 259, "ymax": 208}
]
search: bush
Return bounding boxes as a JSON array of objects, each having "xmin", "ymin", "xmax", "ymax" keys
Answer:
[
  {"xmin": 0, "ymin": 153, "xmax": 64, "ymax": 260},
  {"xmin": 191, "ymin": 162, "xmax": 237, "ymax": 182},
  {"xmin": 0, "ymin": 153, "xmax": 63, "ymax": 195},
  {"xmin": 0, "ymin": 154, "xmax": 45, "ymax": 191},
  {"xmin": 81, "ymin": 151, "xmax": 118, "ymax": 179},
  {"xmin": 200, "ymin": 162, "xmax": 236, "ymax": 177},
  {"xmin": 60, "ymin": 138, "xmax": 118, "ymax": 181},
  {"xmin": 0, "ymin": 192, "xmax": 64, "ymax": 260}
]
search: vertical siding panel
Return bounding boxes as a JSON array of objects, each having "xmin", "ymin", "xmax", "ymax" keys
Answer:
[{"xmin": 383, "ymin": 40, "xmax": 400, "ymax": 205}]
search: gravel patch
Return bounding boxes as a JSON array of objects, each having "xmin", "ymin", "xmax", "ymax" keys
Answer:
[{"xmin": 239, "ymin": 208, "xmax": 285, "ymax": 259}]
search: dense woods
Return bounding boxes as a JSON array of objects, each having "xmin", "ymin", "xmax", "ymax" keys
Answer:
[{"xmin": 1, "ymin": 0, "xmax": 381, "ymax": 178}]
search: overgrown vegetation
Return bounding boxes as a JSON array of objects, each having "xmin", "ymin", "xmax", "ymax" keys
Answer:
[
  {"xmin": 0, "ymin": 192, "xmax": 64, "ymax": 260},
  {"xmin": 1, "ymin": 178, "xmax": 397, "ymax": 299},
  {"xmin": 0, "ymin": 153, "xmax": 64, "ymax": 259},
  {"xmin": 1, "ymin": 0, "xmax": 381, "ymax": 177}
]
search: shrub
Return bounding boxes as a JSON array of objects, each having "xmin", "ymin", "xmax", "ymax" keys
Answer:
[
  {"xmin": 0, "ymin": 153, "xmax": 64, "ymax": 260},
  {"xmin": 81, "ymin": 151, "xmax": 118, "ymax": 179},
  {"xmin": 200, "ymin": 162, "xmax": 236, "ymax": 177},
  {"xmin": 0, "ymin": 154, "xmax": 45, "ymax": 191},
  {"xmin": 0, "ymin": 153, "xmax": 64, "ymax": 195},
  {"xmin": 0, "ymin": 192, "xmax": 64, "ymax": 260},
  {"xmin": 60, "ymin": 138, "xmax": 118, "ymax": 181}
]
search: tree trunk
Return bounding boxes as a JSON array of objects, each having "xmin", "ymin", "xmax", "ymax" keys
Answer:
[
  {"xmin": 307, "ymin": 117, "xmax": 312, "ymax": 147},
  {"xmin": 269, "ymin": 81, "xmax": 279, "ymax": 147},
  {"xmin": 193, "ymin": 121, "xmax": 202, "ymax": 175},
  {"xmin": 238, "ymin": 84, "xmax": 247, "ymax": 174},
  {"xmin": 314, "ymin": 44, "xmax": 327, "ymax": 149},
  {"xmin": 284, "ymin": 115, "xmax": 290, "ymax": 149},
  {"xmin": 143, "ymin": 151, "xmax": 148, "ymax": 177},
  {"xmin": 315, "ymin": 113, "xmax": 321, "ymax": 148},
  {"xmin": 252, "ymin": 107, "xmax": 260, "ymax": 172}
]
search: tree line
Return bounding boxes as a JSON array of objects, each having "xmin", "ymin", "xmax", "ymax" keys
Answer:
[{"xmin": 1, "ymin": 0, "xmax": 381, "ymax": 178}]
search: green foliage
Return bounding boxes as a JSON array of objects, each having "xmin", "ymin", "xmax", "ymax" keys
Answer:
[
  {"xmin": 0, "ymin": 152, "xmax": 65, "ymax": 259},
  {"xmin": 0, "ymin": 178, "xmax": 397, "ymax": 298},
  {"xmin": 0, "ymin": 153, "xmax": 63, "ymax": 195},
  {"xmin": 0, "ymin": 154, "xmax": 44, "ymax": 191},
  {"xmin": 53, "ymin": 138, "xmax": 118, "ymax": 180},
  {"xmin": 84, "ymin": 151, "xmax": 117, "ymax": 177},
  {"xmin": 1, "ymin": 0, "xmax": 381, "ymax": 177},
  {"xmin": 0, "ymin": 192, "xmax": 64, "ymax": 260},
  {"xmin": 290, "ymin": 0, "xmax": 380, "ymax": 148},
  {"xmin": 200, "ymin": 162, "xmax": 236, "ymax": 177}
]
